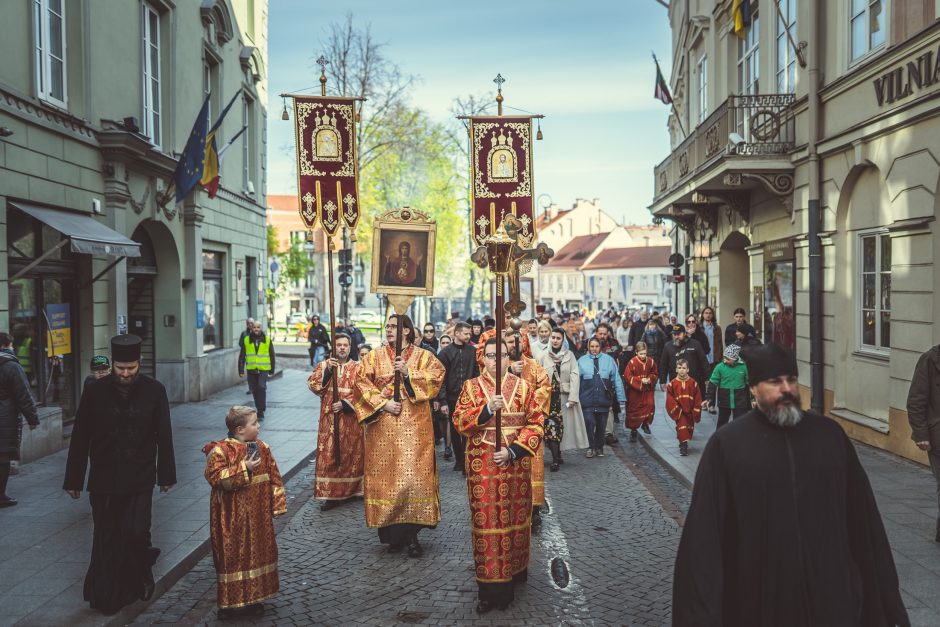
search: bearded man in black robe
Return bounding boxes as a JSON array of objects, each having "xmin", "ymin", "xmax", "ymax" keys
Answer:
[
  {"xmin": 63, "ymin": 334, "xmax": 176, "ymax": 615},
  {"xmin": 673, "ymin": 343, "xmax": 909, "ymax": 627}
]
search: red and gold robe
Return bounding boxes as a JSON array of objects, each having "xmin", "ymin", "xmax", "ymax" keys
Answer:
[
  {"xmin": 518, "ymin": 356, "xmax": 551, "ymax": 506},
  {"xmin": 666, "ymin": 377, "xmax": 702, "ymax": 444},
  {"xmin": 308, "ymin": 360, "xmax": 364, "ymax": 500},
  {"xmin": 352, "ymin": 344, "xmax": 445, "ymax": 529},
  {"xmin": 625, "ymin": 355, "xmax": 659, "ymax": 429},
  {"xmin": 452, "ymin": 372, "xmax": 544, "ymax": 585},
  {"xmin": 203, "ymin": 438, "xmax": 287, "ymax": 609}
]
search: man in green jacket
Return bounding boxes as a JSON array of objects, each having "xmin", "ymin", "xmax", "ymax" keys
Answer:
[{"xmin": 706, "ymin": 345, "xmax": 750, "ymax": 429}]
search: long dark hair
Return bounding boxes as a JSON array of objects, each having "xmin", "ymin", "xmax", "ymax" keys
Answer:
[
  {"xmin": 390, "ymin": 314, "xmax": 417, "ymax": 345},
  {"xmin": 700, "ymin": 306, "xmax": 716, "ymax": 325}
]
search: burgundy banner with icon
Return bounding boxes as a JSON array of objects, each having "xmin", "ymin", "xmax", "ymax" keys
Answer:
[
  {"xmin": 468, "ymin": 117, "xmax": 535, "ymax": 247},
  {"xmin": 293, "ymin": 96, "xmax": 360, "ymax": 235}
]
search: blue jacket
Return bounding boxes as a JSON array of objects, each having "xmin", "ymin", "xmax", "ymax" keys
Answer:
[{"xmin": 577, "ymin": 352, "xmax": 626, "ymax": 412}]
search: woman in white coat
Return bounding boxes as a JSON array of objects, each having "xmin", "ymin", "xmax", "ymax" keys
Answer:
[
  {"xmin": 529, "ymin": 320, "xmax": 552, "ymax": 362},
  {"xmin": 539, "ymin": 327, "xmax": 589, "ymax": 469}
]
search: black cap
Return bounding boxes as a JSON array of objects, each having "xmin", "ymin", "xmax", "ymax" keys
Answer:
[
  {"xmin": 670, "ymin": 324, "xmax": 685, "ymax": 335},
  {"xmin": 743, "ymin": 343, "xmax": 798, "ymax": 385},
  {"xmin": 110, "ymin": 334, "xmax": 142, "ymax": 363}
]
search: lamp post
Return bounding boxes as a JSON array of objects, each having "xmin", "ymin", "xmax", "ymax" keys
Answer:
[{"xmin": 483, "ymin": 223, "xmax": 514, "ymax": 452}]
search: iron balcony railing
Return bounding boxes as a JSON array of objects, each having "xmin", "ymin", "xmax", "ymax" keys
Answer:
[{"xmin": 653, "ymin": 93, "xmax": 796, "ymax": 202}]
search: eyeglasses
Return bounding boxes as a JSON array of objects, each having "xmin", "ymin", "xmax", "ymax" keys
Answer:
[
  {"xmin": 424, "ymin": 329, "xmax": 435, "ymax": 333},
  {"xmin": 484, "ymin": 352, "xmax": 510, "ymax": 359}
]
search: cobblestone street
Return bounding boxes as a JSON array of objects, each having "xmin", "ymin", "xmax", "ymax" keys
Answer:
[{"xmin": 137, "ymin": 418, "xmax": 688, "ymax": 626}]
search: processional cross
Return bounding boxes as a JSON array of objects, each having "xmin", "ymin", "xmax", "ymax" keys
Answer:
[{"xmin": 471, "ymin": 214, "xmax": 554, "ymax": 322}]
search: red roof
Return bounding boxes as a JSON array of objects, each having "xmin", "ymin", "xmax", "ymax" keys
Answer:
[
  {"xmin": 582, "ymin": 246, "xmax": 671, "ymax": 270},
  {"xmin": 544, "ymin": 233, "xmax": 610, "ymax": 268}
]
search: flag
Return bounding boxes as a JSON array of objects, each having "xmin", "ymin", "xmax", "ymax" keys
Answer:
[
  {"xmin": 732, "ymin": 0, "xmax": 752, "ymax": 39},
  {"xmin": 654, "ymin": 58, "xmax": 673, "ymax": 105},
  {"xmin": 172, "ymin": 96, "xmax": 210, "ymax": 203},
  {"xmin": 200, "ymin": 132, "xmax": 220, "ymax": 198}
]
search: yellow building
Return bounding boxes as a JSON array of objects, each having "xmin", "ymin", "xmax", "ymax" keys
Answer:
[{"xmin": 649, "ymin": 1, "xmax": 940, "ymax": 462}]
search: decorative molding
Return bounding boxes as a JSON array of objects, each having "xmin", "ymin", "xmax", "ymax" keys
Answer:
[
  {"xmin": 200, "ymin": 0, "xmax": 234, "ymax": 45},
  {"xmin": 0, "ymin": 86, "xmax": 97, "ymax": 145}
]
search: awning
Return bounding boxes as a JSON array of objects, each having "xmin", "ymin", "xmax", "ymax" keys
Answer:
[{"xmin": 11, "ymin": 202, "xmax": 141, "ymax": 258}]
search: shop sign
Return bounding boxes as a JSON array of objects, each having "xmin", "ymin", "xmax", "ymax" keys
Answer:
[
  {"xmin": 873, "ymin": 47, "xmax": 940, "ymax": 107},
  {"xmin": 45, "ymin": 303, "xmax": 71, "ymax": 356},
  {"xmin": 764, "ymin": 238, "xmax": 794, "ymax": 261}
]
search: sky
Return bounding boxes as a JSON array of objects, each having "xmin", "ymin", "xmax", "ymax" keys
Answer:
[{"xmin": 265, "ymin": 0, "xmax": 673, "ymax": 225}]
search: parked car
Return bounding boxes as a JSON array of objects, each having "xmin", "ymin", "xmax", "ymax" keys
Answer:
[{"xmin": 351, "ymin": 310, "xmax": 380, "ymax": 324}]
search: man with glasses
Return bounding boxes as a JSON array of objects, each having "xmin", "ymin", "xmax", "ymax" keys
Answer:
[
  {"xmin": 452, "ymin": 337, "xmax": 544, "ymax": 614},
  {"xmin": 352, "ymin": 314, "xmax": 444, "ymax": 558}
]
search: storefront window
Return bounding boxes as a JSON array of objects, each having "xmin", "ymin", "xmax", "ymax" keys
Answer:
[
  {"xmin": 763, "ymin": 239, "xmax": 796, "ymax": 353},
  {"xmin": 203, "ymin": 250, "xmax": 224, "ymax": 351}
]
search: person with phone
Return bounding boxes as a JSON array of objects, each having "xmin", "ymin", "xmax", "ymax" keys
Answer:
[{"xmin": 203, "ymin": 405, "xmax": 286, "ymax": 619}]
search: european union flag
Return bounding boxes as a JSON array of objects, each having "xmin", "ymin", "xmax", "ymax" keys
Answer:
[{"xmin": 172, "ymin": 96, "xmax": 211, "ymax": 203}]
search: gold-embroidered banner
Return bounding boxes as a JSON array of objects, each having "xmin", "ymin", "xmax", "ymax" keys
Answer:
[
  {"xmin": 468, "ymin": 116, "xmax": 535, "ymax": 247},
  {"xmin": 293, "ymin": 96, "xmax": 360, "ymax": 235}
]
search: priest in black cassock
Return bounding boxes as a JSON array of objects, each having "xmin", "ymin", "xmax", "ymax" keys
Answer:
[
  {"xmin": 63, "ymin": 334, "xmax": 176, "ymax": 615},
  {"xmin": 673, "ymin": 343, "xmax": 909, "ymax": 627}
]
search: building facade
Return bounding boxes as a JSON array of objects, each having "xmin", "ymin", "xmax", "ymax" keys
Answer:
[
  {"xmin": 650, "ymin": 0, "xmax": 940, "ymax": 462},
  {"xmin": 1, "ymin": 0, "xmax": 269, "ymax": 460}
]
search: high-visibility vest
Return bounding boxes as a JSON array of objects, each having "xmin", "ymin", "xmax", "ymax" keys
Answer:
[
  {"xmin": 243, "ymin": 335, "xmax": 272, "ymax": 371},
  {"xmin": 15, "ymin": 337, "xmax": 32, "ymax": 374}
]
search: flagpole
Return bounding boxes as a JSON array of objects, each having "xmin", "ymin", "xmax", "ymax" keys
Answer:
[
  {"xmin": 771, "ymin": 0, "xmax": 807, "ymax": 68},
  {"xmin": 652, "ymin": 52, "xmax": 687, "ymax": 140}
]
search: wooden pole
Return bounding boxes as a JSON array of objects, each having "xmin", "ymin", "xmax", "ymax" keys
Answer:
[
  {"xmin": 325, "ymin": 234, "xmax": 341, "ymax": 469},
  {"xmin": 494, "ymin": 275, "xmax": 504, "ymax": 452}
]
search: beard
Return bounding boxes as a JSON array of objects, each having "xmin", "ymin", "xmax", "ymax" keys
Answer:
[{"xmin": 759, "ymin": 393, "xmax": 803, "ymax": 427}]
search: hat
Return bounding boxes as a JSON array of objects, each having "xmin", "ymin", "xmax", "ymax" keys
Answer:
[
  {"xmin": 743, "ymin": 343, "xmax": 798, "ymax": 386},
  {"xmin": 110, "ymin": 334, "xmax": 142, "ymax": 363},
  {"xmin": 89, "ymin": 355, "xmax": 111, "ymax": 370},
  {"xmin": 722, "ymin": 345, "xmax": 741, "ymax": 362},
  {"xmin": 670, "ymin": 324, "xmax": 685, "ymax": 335}
]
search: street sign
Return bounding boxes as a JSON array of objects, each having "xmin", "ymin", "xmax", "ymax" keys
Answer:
[
  {"xmin": 669, "ymin": 275, "xmax": 686, "ymax": 284},
  {"xmin": 668, "ymin": 252, "xmax": 685, "ymax": 268},
  {"xmin": 338, "ymin": 272, "xmax": 353, "ymax": 288}
]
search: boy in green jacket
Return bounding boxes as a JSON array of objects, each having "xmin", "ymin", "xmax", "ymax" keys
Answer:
[{"xmin": 706, "ymin": 345, "xmax": 751, "ymax": 429}]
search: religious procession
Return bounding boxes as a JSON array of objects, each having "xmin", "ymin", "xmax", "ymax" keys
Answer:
[{"xmin": 5, "ymin": 1, "xmax": 940, "ymax": 626}]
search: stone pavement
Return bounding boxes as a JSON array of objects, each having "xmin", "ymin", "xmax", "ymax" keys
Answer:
[
  {"xmin": 0, "ymin": 369, "xmax": 320, "ymax": 627},
  {"xmin": 138, "ymin": 434, "xmax": 686, "ymax": 626},
  {"xmin": 635, "ymin": 390, "xmax": 940, "ymax": 626}
]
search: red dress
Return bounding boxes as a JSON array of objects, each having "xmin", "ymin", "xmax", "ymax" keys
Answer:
[
  {"xmin": 625, "ymin": 356, "xmax": 658, "ymax": 429},
  {"xmin": 665, "ymin": 378, "xmax": 702, "ymax": 443},
  {"xmin": 308, "ymin": 361, "xmax": 365, "ymax": 500}
]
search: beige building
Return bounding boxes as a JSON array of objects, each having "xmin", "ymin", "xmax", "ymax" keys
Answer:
[
  {"xmin": 650, "ymin": 0, "xmax": 940, "ymax": 462},
  {"xmin": 0, "ymin": 0, "xmax": 269, "ymax": 460}
]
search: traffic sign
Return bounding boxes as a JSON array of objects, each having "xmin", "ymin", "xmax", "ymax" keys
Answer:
[
  {"xmin": 338, "ymin": 272, "xmax": 353, "ymax": 287},
  {"xmin": 668, "ymin": 252, "xmax": 685, "ymax": 268}
]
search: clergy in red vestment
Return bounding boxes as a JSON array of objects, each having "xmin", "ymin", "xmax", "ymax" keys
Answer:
[
  {"xmin": 665, "ymin": 359, "xmax": 703, "ymax": 457},
  {"xmin": 307, "ymin": 333, "xmax": 364, "ymax": 509},
  {"xmin": 203, "ymin": 406, "xmax": 287, "ymax": 617},
  {"xmin": 453, "ymin": 337, "xmax": 544, "ymax": 614},
  {"xmin": 505, "ymin": 331, "xmax": 551, "ymax": 523},
  {"xmin": 625, "ymin": 341, "xmax": 659, "ymax": 442}
]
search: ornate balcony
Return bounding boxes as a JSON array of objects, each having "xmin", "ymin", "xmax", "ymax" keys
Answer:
[{"xmin": 651, "ymin": 94, "xmax": 797, "ymax": 211}]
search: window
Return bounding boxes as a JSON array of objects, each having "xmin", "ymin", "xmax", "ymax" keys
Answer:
[
  {"xmin": 859, "ymin": 231, "xmax": 890, "ymax": 351},
  {"xmin": 737, "ymin": 10, "xmax": 760, "ymax": 95},
  {"xmin": 697, "ymin": 54, "xmax": 708, "ymax": 122},
  {"xmin": 204, "ymin": 53, "xmax": 221, "ymax": 134},
  {"xmin": 776, "ymin": 0, "xmax": 797, "ymax": 93},
  {"xmin": 203, "ymin": 251, "xmax": 224, "ymax": 351},
  {"xmin": 34, "ymin": 0, "xmax": 66, "ymax": 106},
  {"xmin": 142, "ymin": 3, "xmax": 162, "ymax": 147},
  {"xmin": 851, "ymin": 0, "xmax": 887, "ymax": 61},
  {"xmin": 243, "ymin": 93, "xmax": 255, "ymax": 192}
]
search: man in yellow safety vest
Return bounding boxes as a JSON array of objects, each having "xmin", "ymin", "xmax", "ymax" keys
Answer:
[{"xmin": 238, "ymin": 321, "xmax": 276, "ymax": 419}]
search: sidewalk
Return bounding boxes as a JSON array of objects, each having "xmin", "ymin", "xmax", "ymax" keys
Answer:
[
  {"xmin": 633, "ymin": 391, "xmax": 940, "ymax": 626},
  {"xmin": 0, "ymin": 369, "xmax": 319, "ymax": 627}
]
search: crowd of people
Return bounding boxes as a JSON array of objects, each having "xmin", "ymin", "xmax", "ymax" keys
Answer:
[{"xmin": 0, "ymin": 297, "xmax": 928, "ymax": 624}]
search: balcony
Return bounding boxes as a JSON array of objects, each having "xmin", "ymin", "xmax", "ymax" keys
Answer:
[{"xmin": 652, "ymin": 94, "xmax": 796, "ymax": 210}]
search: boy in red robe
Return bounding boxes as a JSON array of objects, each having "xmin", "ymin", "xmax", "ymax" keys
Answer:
[
  {"xmin": 665, "ymin": 358, "xmax": 702, "ymax": 456},
  {"xmin": 625, "ymin": 341, "xmax": 659, "ymax": 443},
  {"xmin": 203, "ymin": 406, "xmax": 287, "ymax": 618},
  {"xmin": 453, "ymin": 337, "xmax": 544, "ymax": 614}
]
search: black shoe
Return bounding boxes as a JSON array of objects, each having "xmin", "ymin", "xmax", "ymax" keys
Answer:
[
  {"xmin": 258, "ymin": 411, "xmax": 265, "ymax": 420},
  {"xmin": 246, "ymin": 603, "xmax": 265, "ymax": 615},
  {"xmin": 477, "ymin": 601, "xmax": 494, "ymax": 614},
  {"xmin": 443, "ymin": 446, "xmax": 453, "ymax": 460},
  {"xmin": 596, "ymin": 449, "xmax": 605, "ymax": 457},
  {"xmin": 0, "ymin": 496, "xmax": 17, "ymax": 508},
  {"xmin": 406, "ymin": 539, "xmax": 423, "ymax": 558},
  {"xmin": 531, "ymin": 511, "xmax": 543, "ymax": 528},
  {"xmin": 679, "ymin": 442, "xmax": 689, "ymax": 457},
  {"xmin": 629, "ymin": 429, "xmax": 638, "ymax": 442},
  {"xmin": 641, "ymin": 423, "xmax": 651, "ymax": 434},
  {"xmin": 218, "ymin": 607, "xmax": 238, "ymax": 620},
  {"xmin": 245, "ymin": 390, "xmax": 252, "ymax": 395},
  {"xmin": 320, "ymin": 500, "xmax": 339, "ymax": 511},
  {"xmin": 550, "ymin": 462, "xmax": 560, "ymax": 472},
  {"xmin": 605, "ymin": 432, "xmax": 618, "ymax": 445},
  {"xmin": 387, "ymin": 543, "xmax": 403, "ymax": 553}
]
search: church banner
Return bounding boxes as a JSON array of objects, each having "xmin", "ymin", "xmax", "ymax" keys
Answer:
[
  {"xmin": 468, "ymin": 117, "xmax": 535, "ymax": 247},
  {"xmin": 293, "ymin": 96, "xmax": 360, "ymax": 235}
]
